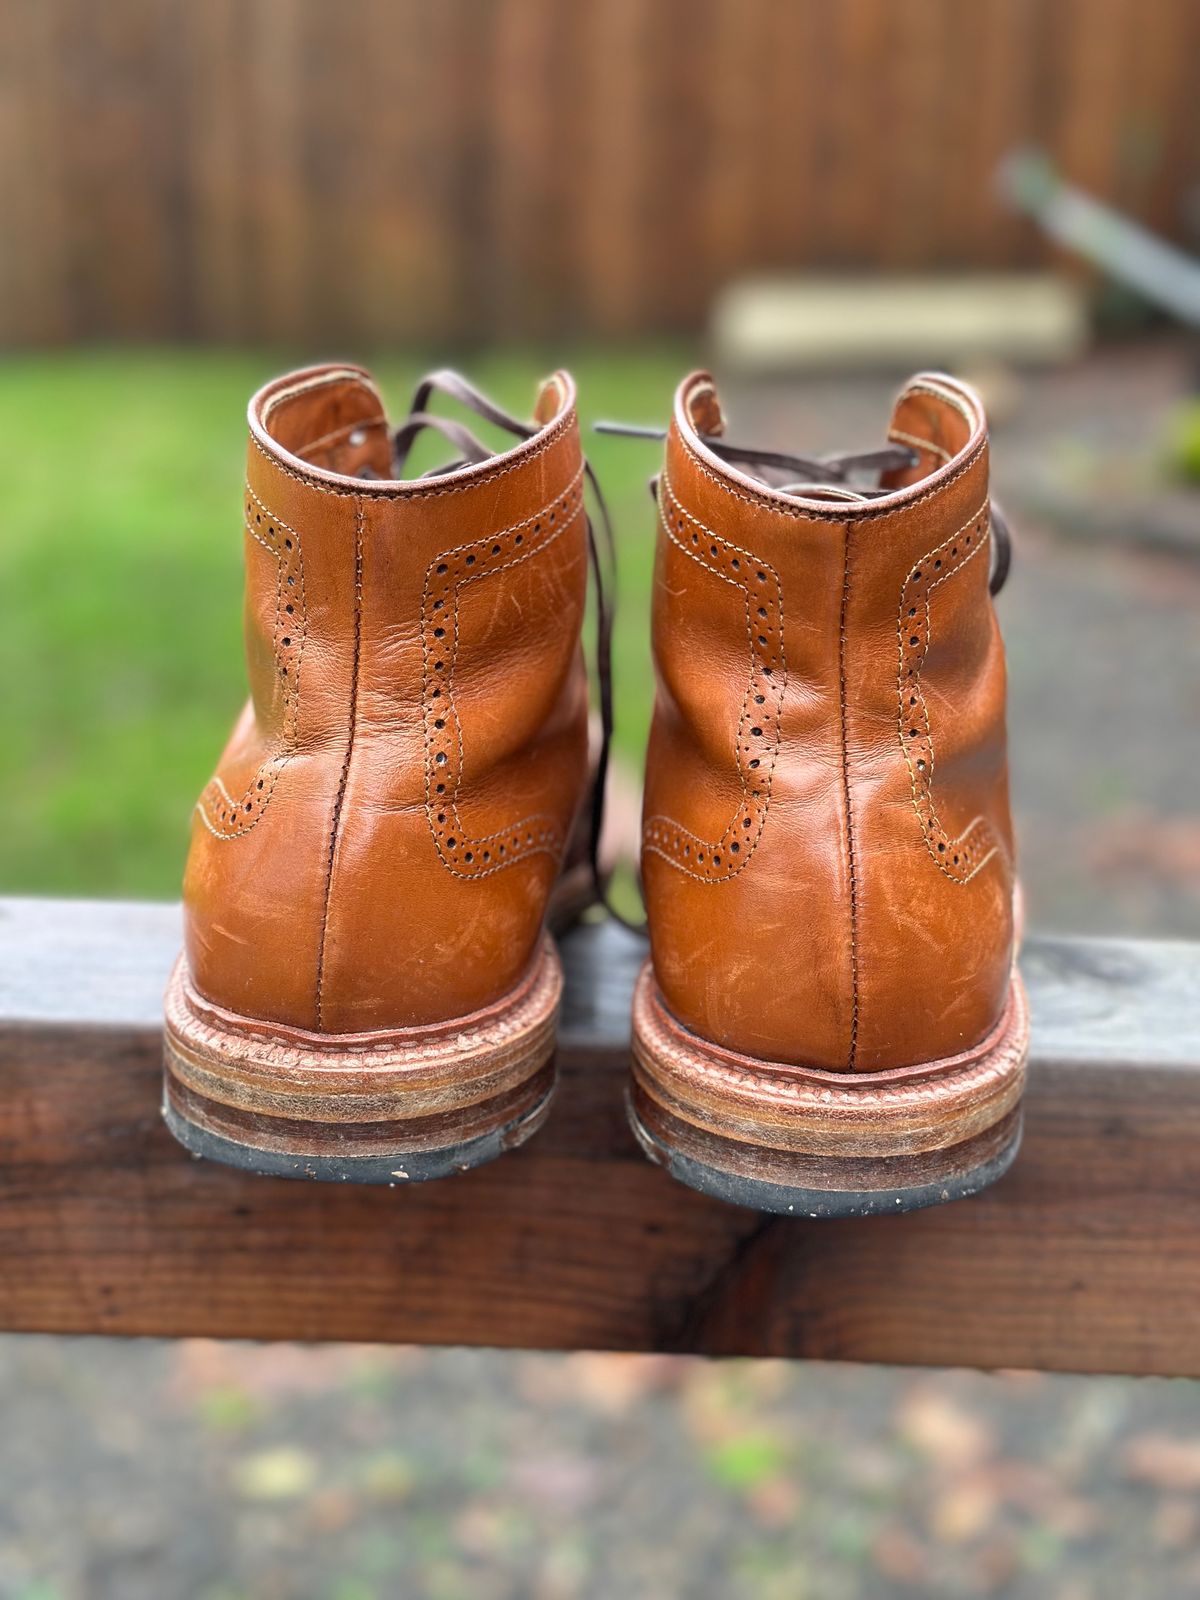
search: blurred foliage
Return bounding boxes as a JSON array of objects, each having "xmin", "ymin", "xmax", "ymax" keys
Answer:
[
  {"xmin": 0, "ymin": 347, "xmax": 688, "ymax": 897},
  {"xmin": 1167, "ymin": 397, "xmax": 1200, "ymax": 484},
  {"xmin": 703, "ymin": 1432, "xmax": 792, "ymax": 1492},
  {"xmin": 8, "ymin": 1335, "xmax": 1195, "ymax": 1598}
]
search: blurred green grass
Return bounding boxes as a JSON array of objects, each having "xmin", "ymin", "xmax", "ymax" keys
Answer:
[{"xmin": 0, "ymin": 347, "xmax": 689, "ymax": 897}]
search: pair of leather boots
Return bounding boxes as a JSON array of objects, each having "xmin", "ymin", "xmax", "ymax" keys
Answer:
[{"xmin": 163, "ymin": 361, "xmax": 1027, "ymax": 1217}]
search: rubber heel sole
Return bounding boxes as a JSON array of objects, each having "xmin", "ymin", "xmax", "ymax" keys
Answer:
[{"xmin": 162, "ymin": 936, "xmax": 562, "ymax": 1185}]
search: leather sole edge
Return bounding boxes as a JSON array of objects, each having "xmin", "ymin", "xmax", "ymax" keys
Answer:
[
  {"xmin": 162, "ymin": 936, "xmax": 561, "ymax": 1183},
  {"xmin": 628, "ymin": 1092, "xmax": 1023, "ymax": 1217},
  {"xmin": 163, "ymin": 1082, "xmax": 555, "ymax": 1186},
  {"xmin": 629, "ymin": 963, "xmax": 1029, "ymax": 1215}
]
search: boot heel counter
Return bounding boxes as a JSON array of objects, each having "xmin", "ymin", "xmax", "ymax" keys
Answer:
[
  {"xmin": 643, "ymin": 411, "xmax": 856, "ymax": 1071},
  {"xmin": 183, "ymin": 406, "xmax": 365, "ymax": 1030},
  {"xmin": 183, "ymin": 741, "xmax": 345, "ymax": 1031},
  {"xmin": 851, "ymin": 491, "xmax": 1017, "ymax": 1072},
  {"xmin": 314, "ymin": 417, "xmax": 591, "ymax": 1033}
]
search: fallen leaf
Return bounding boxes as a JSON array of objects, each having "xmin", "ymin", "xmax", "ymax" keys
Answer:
[
  {"xmin": 359, "ymin": 1450, "xmax": 415, "ymax": 1502},
  {"xmin": 748, "ymin": 1476, "xmax": 801, "ymax": 1528},
  {"xmin": 232, "ymin": 1445, "xmax": 318, "ymax": 1502},
  {"xmin": 510, "ymin": 1451, "xmax": 601, "ymax": 1512},
  {"xmin": 930, "ymin": 1479, "xmax": 998, "ymax": 1544},
  {"xmin": 703, "ymin": 1433, "xmax": 789, "ymax": 1493},
  {"xmin": 307, "ymin": 1487, "xmax": 357, "ymax": 1533},
  {"xmin": 896, "ymin": 1388, "xmax": 994, "ymax": 1470},
  {"xmin": 873, "ymin": 1523, "xmax": 928, "ymax": 1586},
  {"xmin": 1124, "ymin": 1434, "xmax": 1200, "ymax": 1492}
]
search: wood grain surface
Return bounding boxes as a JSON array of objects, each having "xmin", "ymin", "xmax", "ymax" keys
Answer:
[{"xmin": 1, "ymin": 897, "xmax": 1198, "ymax": 1374}]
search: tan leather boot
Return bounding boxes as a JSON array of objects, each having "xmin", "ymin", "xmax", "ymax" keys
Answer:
[
  {"xmin": 630, "ymin": 371, "xmax": 1027, "ymax": 1216},
  {"xmin": 164, "ymin": 364, "xmax": 599, "ymax": 1182}
]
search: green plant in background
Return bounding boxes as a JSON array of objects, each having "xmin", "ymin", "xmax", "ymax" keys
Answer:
[
  {"xmin": 1166, "ymin": 396, "xmax": 1200, "ymax": 484},
  {"xmin": 0, "ymin": 347, "xmax": 687, "ymax": 897},
  {"xmin": 704, "ymin": 1430, "xmax": 792, "ymax": 1493}
]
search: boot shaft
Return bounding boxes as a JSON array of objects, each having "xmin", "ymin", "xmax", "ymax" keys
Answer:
[
  {"xmin": 642, "ymin": 371, "xmax": 1015, "ymax": 1073},
  {"xmin": 184, "ymin": 365, "xmax": 590, "ymax": 1033}
]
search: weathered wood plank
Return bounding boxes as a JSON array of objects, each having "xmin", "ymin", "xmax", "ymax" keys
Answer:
[{"xmin": 1, "ymin": 897, "xmax": 1198, "ymax": 1374}]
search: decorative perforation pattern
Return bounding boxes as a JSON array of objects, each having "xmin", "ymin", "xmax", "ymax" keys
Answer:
[
  {"xmin": 642, "ymin": 469, "xmax": 786, "ymax": 883},
  {"xmin": 197, "ymin": 485, "xmax": 306, "ymax": 839},
  {"xmin": 898, "ymin": 497, "xmax": 999, "ymax": 884},
  {"xmin": 422, "ymin": 464, "xmax": 586, "ymax": 879}
]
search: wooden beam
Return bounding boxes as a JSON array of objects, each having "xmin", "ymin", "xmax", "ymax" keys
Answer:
[{"xmin": 1, "ymin": 897, "xmax": 1198, "ymax": 1374}]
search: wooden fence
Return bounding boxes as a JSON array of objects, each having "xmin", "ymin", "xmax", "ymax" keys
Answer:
[{"xmin": 2, "ymin": 0, "xmax": 1198, "ymax": 346}]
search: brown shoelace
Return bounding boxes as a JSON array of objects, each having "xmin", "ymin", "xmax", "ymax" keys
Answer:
[{"xmin": 595, "ymin": 421, "xmax": 1013, "ymax": 596}]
